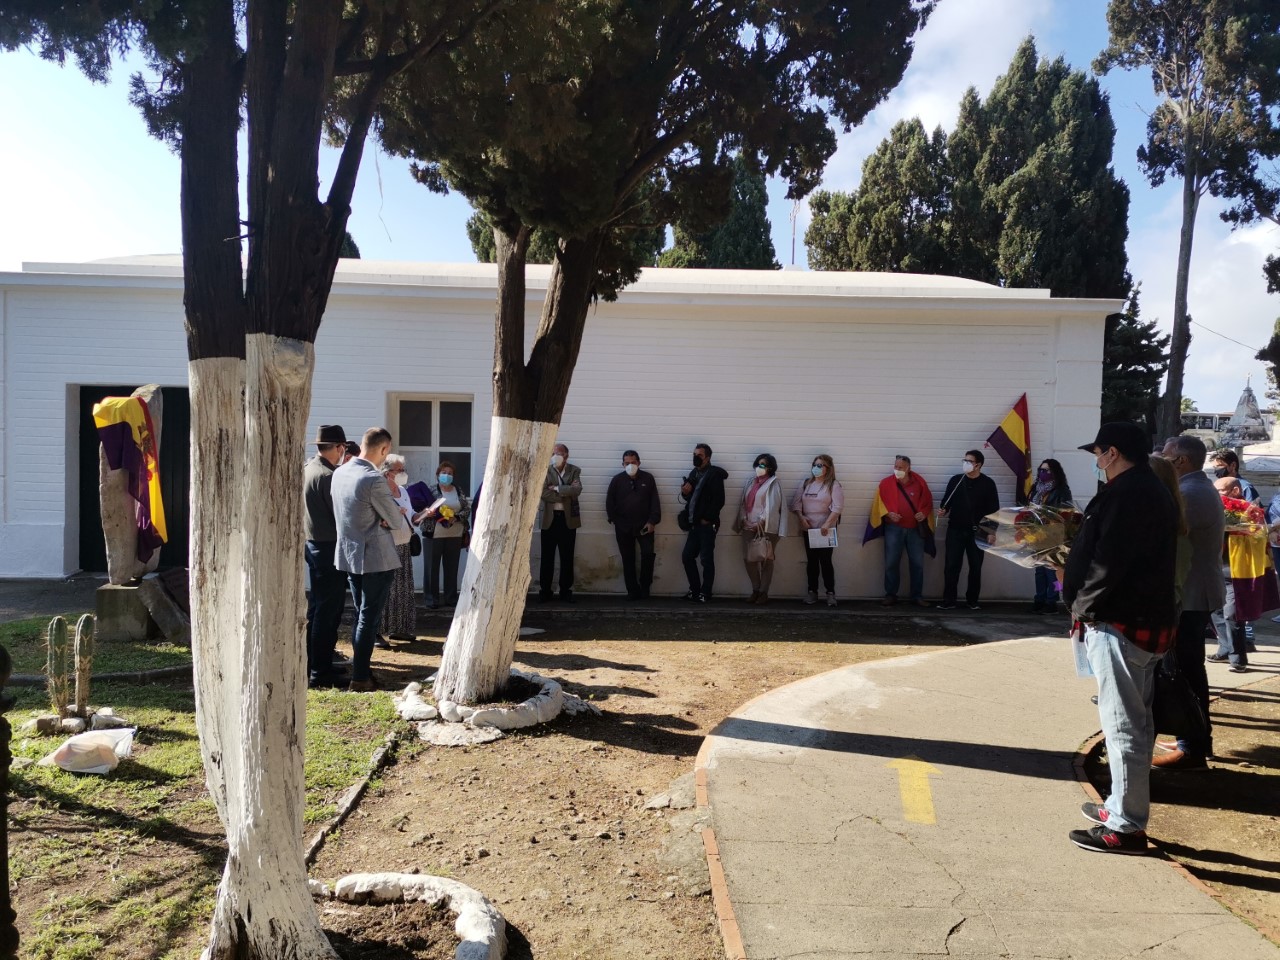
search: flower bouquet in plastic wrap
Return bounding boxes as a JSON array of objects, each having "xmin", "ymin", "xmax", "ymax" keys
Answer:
[
  {"xmin": 1221, "ymin": 496, "xmax": 1266, "ymax": 539},
  {"xmin": 976, "ymin": 503, "xmax": 1084, "ymax": 569}
]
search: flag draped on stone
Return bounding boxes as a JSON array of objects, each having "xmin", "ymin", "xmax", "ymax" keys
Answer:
[
  {"xmin": 1226, "ymin": 534, "xmax": 1280, "ymax": 622},
  {"xmin": 986, "ymin": 394, "xmax": 1032, "ymax": 505},
  {"xmin": 93, "ymin": 396, "xmax": 167, "ymax": 563}
]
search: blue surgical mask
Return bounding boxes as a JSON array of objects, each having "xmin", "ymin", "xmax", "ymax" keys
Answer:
[
  {"xmin": 438, "ymin": 473, "xmax": 453, "ymax": 486},
  {"xmin": 811, "ymin": 465, "xmax": 823, "ymax": 478},
  {"xmin": 1094, "ymin": 466, "xmax": 1108, "ymax": 484}
]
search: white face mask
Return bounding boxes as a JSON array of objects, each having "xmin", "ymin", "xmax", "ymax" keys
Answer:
[
  {"xmin": 893, "ymin": 469, "xmax": 907, "ymax": 481},
  {"xmin": 392, "ymin": 471, "xmax": 408, "ymax": 487},
  {"xmin": 551, "ymin": 454, "xmax": 565, "ymax": 469},
  {"xmin": 962, "ymin": 461, "xmax": 976, "ymax": 474},
  {"xmin": 755, "ymin": 465, "xmax": 768, "ymax": 477},
  {"xmin": 624, "ymin": 463, "xmax": 639, "ymax": 477}
]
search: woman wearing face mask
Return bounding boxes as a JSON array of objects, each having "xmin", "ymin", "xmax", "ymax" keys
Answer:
[
  {"xmin": 733, "ymin": 453, "xmax": 788, "ymax": 604},
  {"xmin": 413, "ymin": 460, "xmax": 471, "ymax": 610},
  {"xmin": 379, "ymin": 454, "xmax": 418, "ymax": 643},
  {"xmin": 1029, "ymin": 458, "xmax": 1072, "ymax": 614},
  {"xmin": 790, "ymin": 454, "xmax": 844, "ymax": 606}
]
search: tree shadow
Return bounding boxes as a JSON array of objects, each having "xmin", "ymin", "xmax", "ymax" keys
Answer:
[
  {"xmin": 558, "ymin": 681, "xmax": 658, "ymax": 701},
  {"xmin": 538, "ymin": 708, "xmax": 705, "ymax": 758},
  {"xmin": 1177, "ymin": 866, "xmax": 1280, "ymax": 895},
  {"xmin": 514, "ymin": 648, "xmax": 658, "ymax": 674},
  {"xmin": 1156, "ymin": 840, "xmax": 1280, "ymax": 873}
]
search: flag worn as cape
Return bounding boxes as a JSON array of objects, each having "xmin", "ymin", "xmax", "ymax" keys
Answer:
[
  {"xmin": 93, "ymin": 395, "xmax": 167, "ymax": 563},
  {"xmin": 862, "ymin": 477, "xmax": 936, "ymax": 558},
  {"xmin": 986, "ymin": 394, "xmax": 1032, "ymax": 505},
  {"xmin": 1227, "ymin": 535, "xmax": 1280, "ymax": 622}
]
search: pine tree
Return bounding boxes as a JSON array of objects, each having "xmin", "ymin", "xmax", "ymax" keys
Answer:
[
  {"xmin": 660, "ymin": 153, "xmax": 780, "ymax": 269},
  {"xmin": 1101, "ymin": 284, "xmax": 1170, "ymax": 432}
]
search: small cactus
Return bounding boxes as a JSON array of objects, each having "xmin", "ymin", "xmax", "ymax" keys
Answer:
[
  {"xmin": 74, "ymin": 614, "xmax": 95, "ymax": 717},
  {"xmin": 46, "ymin": 616, "xmax": 70, "ymax": 718}
]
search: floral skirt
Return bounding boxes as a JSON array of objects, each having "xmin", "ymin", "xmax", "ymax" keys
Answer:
[{"xmin": 381, "ymin": 543, "xmax": 417, "ymax": 638}]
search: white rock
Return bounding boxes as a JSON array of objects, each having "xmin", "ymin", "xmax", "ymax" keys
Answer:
[
  {"xmin": 643, "ymin": 793, "xmax": 672, "ymax": 810},
  {"xmin": 417, "ymin": 721, "xmax": 504, "ymax": 747},
  {"xmin": 90, "ymin": 711, "xmax": 132, "ymax": 730},
  {"xmin": 59, "ymin": 717, "xmax": 88, "ymax": 735}
]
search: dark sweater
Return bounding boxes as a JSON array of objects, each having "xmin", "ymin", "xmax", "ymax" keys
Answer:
[
  {"xmin": 683, "ymin": 465, "xmax": 728, "ymax": 525},
  {"xmin": 606, "ymin": 469, "xmax": 662, "ymax": 535},
  {"xmin": 303, "ymin": 455, "xmax": 338, "ymax": 542},
  {"xmin": 939, "ymin": 473, "xmax": 1000, "ymax": 529}
]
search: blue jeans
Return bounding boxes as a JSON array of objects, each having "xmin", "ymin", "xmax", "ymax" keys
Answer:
[
  {"xmin": 305, "ymin": 540, "xmax": 346, "ymax": 682},
  {"xmin": 1085, "ymin": 623, "xmax": 1161, "ymax": 833},
  {"xmin": 347, "ymin": 569, "xmax": 395, "ymax": 682},
  {"xmin": 883, "ymin": 524, "xmax": 923, "ymax": 600},
  {"xmin": 682, "ymin": 523, "xmax": 718, "ymax": 598},
  {"xmin": 1033, "ymin": 567, "xmax": 1057, "ymax": 607},
  {"xmin": 1210, "ymin": 569, "xmax": 1249, "ymax": 667}
]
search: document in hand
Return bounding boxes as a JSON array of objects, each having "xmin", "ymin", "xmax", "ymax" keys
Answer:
[{"xmin": 807, "ymin": 527, "xmax": 839, "ymax": 549}]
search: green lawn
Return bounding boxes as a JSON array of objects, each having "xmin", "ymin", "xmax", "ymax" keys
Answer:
[
  {"xmin": 8, "ymin": 678, "xmax": 412, "ymax": 960},
  {"xmin": 2, "ymin": 615, "xmax": 192, "ymax": 677}
]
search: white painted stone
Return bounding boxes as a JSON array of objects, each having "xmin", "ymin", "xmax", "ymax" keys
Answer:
[
  {"xmin": 562, "ymin": 694, "xmax": 602, "ymax": 717},
  {"xmin": 465, "ymin": 668, "xmax": 563, "ymax": 731},
  {"xmin": 90, "ymin": 711, "xmax": 132, "ymax": 730},
  {"xmin": 330, "ymin": 872, "xmax": 506, "ymax": 960},
  {"xmin": 417, "ymin": 721, "xmax": 504, "ymax": 746},
  {"xmin": 394, "ymin": 683, "xmax": 439, "ymax": 721}
]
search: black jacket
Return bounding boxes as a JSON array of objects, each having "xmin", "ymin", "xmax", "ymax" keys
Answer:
[
  {"xmin": 606, "ymin": 469, "xmax": 662, "ymax": 535},
  {"xmin": 683, "ymin": 465, "xmax": 728, "ymax": 525},
  {"xmin": 1062, "ymin": 462, "xmax": 1177, "ymax": 627},
  {"xmin": 939, "ymin": 473, "xmax": 1000, "ymax": 529}
]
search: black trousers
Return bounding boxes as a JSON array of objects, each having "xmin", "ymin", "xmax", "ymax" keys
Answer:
[
  {"xmin": 615, "ymin": 529, "xmax": 655, "ymax": 597},
  {"xmin": 1166, "ymin": 609, "xmax": 1213, "ymax": 755},
  {"xmin": 943, "ymin": 527, "xmax": 984, "ymax": 605},
  {"xmin": 682, "ymin": 523, "xmax": 718, "ymax": 598},
  {"xmin": 424, "ymin": 536, "xmax": 463, "ymax": 603},
  {"xmin": 540, "ymin": 512, "xmax": 577, "ymax": 596}
]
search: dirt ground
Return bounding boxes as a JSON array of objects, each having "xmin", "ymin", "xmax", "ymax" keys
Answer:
[
  {"xmin": 1085, "ymin": 674, "xmax": 1280, "ymax": 942},
  {"xmin": 311, "ymin": 612, "xmax": 975, "ymax": 960}
]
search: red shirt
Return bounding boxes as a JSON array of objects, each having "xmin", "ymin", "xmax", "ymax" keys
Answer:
[{"xmin": 882, "ymin": 473, "xmax": 934, "ymax": 529}]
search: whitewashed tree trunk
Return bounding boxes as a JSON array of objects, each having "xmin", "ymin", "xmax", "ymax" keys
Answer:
[
  {"xmin": 433, "ymin": 416, "xmax": 559, "ymax": 704},
  {"xmin": 196, "ymin": 336, "xmax": 337, "ymax": 960}
]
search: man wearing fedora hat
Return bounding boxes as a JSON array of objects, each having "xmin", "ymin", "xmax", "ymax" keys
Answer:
[
  {"xmin": 1062, "ymin": 421, "xmax": 1178, "ymax": 855},
  {"xmin": 304, "ymin": 424, "xmax": 349, "ymax": 689}
]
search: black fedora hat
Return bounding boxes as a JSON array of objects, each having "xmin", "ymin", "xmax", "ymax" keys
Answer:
[
  {"xmin": 1077, "ymin": 421, "xmax": 1146, "ymax": 460},
  {"xmin": 312, "ymin": 424, "xmax": 347, "ymax": 445}
]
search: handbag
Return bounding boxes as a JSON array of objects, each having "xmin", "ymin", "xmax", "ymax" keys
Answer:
[
  {"xmin": 408, "ymin": 532, "xmax": 422, "ymax": 557},
  {"xmin": 1151, "ymin": 655, "xmax": 1208, "ymax": 742},
  {"xmin": 895, "ymin": 480, "xmax": 935, "ymax": 557},
  {"xmin": 745, "ymin": 534, "xmax": 775, "ymax": 563},
  {"xmin": 677, "ymin": 507, "xmax": 692, "ymax": 531}
]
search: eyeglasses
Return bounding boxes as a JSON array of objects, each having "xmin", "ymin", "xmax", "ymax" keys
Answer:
[{"xmin": 963, "ymin": 459, "xmax": 978, "ymax": 465}]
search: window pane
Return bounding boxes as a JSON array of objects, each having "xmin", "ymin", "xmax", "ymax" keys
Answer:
[
  {"xmin": 440, "ymin": 401, "xmax": 472, "ymax": 447},
  {"xmin": 400, "ymin": 400, "xmax": 432, "ymax": 447},
  {"xmin": 441, "ymin": 452, "xmax": 472, "ymax": 494}
]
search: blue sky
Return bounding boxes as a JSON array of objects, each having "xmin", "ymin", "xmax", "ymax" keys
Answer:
[{"xmin": 1, "ymin": 0, "xmax": 1275, "ymax": 411}]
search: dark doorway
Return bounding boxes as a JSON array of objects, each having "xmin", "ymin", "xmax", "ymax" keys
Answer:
[{"xmin": 77, "ymin": 385, "xmax": 191, "ymax": 573}]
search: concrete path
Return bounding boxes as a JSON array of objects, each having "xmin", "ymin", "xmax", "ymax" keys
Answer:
[{"xmin": 699, "ymin": 631, "xmax": 1280, "ymax": 960}]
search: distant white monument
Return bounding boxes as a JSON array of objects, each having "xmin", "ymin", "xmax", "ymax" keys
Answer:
[{"xmin": 1221, "ymin": 377, "xmax": 1271, "ymax": 447}]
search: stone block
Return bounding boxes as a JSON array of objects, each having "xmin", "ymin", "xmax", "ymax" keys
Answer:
[
  {"xmin": 95, "ymin": 584, "xmax": 159, "ymax": 642},
  {"xmin": 137, "ymin": 576, "xmax": 191, "ymax": 645}
]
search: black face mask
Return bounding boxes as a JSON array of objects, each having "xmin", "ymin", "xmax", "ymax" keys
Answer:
[
  {"xmin": 1213, "ymin": 467, "xmax": 1230, "ymax": 479},
  {"xmin": 693, "ymin": 455, "xmax": 705, "ymax": 468}
]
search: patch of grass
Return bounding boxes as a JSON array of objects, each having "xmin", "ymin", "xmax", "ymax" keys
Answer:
[{"xmin": 3, "ymin": 615, "xmax": 192, "ymax": 677}]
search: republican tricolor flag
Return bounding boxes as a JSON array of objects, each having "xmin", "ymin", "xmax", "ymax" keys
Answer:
[{"xmin": 986, "ymin": 394, "xmax": 1032, "ymax": 505}]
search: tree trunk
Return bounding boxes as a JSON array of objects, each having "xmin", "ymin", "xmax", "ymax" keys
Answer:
[
  {"xmin": 1157, "ymin": 174, "xmax": 1201, "ymax": 440},
  {"xmin": 197, "ymin": 336, "xmax": 335, "ymax": 960},
  {"xmin": 434, "ymin": 231, "xmax": 601, "ymax": 705}
]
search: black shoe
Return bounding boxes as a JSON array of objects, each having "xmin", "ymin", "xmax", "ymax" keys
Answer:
[
  {"xmin": 1205, "ymin": 653, "xmax": 1229, "ymax": 663},
  {"xmin": 559, "ymin": 592, "xmax": 575, "ymax": 604},
  {"xmin": 966, "ymin": 602, "xmax": 981, "ymax": 610},
  {"xmin": 682, "ymin": 591, "xmax": 702, "ymax": 603},
  {"xmin": 374, "ymin": 638, "xmax": 392, "ymax": 650},
  {"xmin": 937, "ymin": 601, "xmax": 957, "ymax": 610},
  {"xmin": 1080, "ymin": 801, "xmax": 1110, "ymax": 826},
  {"xmin": 626, "ymin": 592, "xmax": 642, "ymax": 600},
  {"xmin": 1031, "ymin": 602, "xmax": 1044, "ymax": 614},
  {"xmin": 1069, "ymin": 824, "xmax": 1149, "ymax": 855},
  {"xmin": 332, "ymin": 651, "xmax": 352, "ymax": 665},
  {"xmin": 1245, "ymin": 643, "xmax": 1257, "ymax": 653},
  {"xmin": 536, "ymin": 592, "xmax": 553, "ymax": 603},
  {"xmin": 308, "ymin": 674, "xmax": 346, "ymax": 690}
]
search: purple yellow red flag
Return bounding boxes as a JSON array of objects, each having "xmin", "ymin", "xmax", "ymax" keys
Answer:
[
  {"xmin": 1227, "ymin": 535, "xmax": 1280, "ymax": 622},
  {"xmin": 986, "ymin": 394, "xmax": 1032, "ymax": 505},
  {"xmin": 93, "ymin": 396, "xmax": 167, "ymax": 563}
]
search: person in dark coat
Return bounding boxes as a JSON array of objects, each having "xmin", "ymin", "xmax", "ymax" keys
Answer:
[
  {"xmin": 605, "ymin": 450, "xmax": 661, "ymax": 599},
  {"xmin": 679, "ymin": 442, "xmax": 728, "ymax": 603}
]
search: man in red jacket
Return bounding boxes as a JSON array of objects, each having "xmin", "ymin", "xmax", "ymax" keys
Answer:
[{"xmin": 879, "ymin": 455, "xmax": 934, "ymax": 607}]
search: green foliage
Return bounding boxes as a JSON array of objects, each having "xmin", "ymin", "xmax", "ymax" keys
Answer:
[
  {"xmin": 1180, "ymin": 396, "xmax": 1198, "ymax": 412},
  {"xmin": 338, "ymin": 231, "xmax": 361, "ymax": 259},
  {"xmin": 659, "ymin": 153, "xmax": 780, "ymax": 270},
  {"xmin": 805, "ymin": 37, "xmax": 1130, "ymax": 299},
  {"xmin": 1255, "ymin": 316, "xmax": 1280, "ymax": 399},
  {"xmin": 1102, "ymin": 285, "xmax": 1171, "ymax": 428}
]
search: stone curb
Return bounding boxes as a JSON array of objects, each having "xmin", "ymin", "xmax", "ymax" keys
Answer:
[
  {"xmin": 305, "ymin": 730, "xmax": 403, "ymax": 867},
  {"xmin": 1073, "ymin": 671, "xmax": 1280, "ymax": 946},
  {"xmin": 8, "ymin": 663, "xmax": 192, "ymax": 688}
]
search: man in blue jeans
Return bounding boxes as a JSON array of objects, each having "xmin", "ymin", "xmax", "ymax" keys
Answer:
[
  {"xmin": 679, "ymin": 443, "xmax": 728, "ymax": 602},
  {"xmin": 332, "ymin": 427, "xmax": 404, "ymax": 692},
  {"xmin": 1062, "ymin": 422, "xmax": 1178, "ymax": 854},
  {"xmin": 878, "ymin": 455, "xmax": 935, "ymax": 607}
]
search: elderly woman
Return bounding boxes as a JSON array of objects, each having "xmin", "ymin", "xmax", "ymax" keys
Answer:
[
  {"xmin": 378, "ymin": 454, "xmax": 418, "ymax": 643},
  {"xmin": 791, "ymin": 454, "xmax": 844, "ymax": 606},
  {"xmin": 733, "ymin": 453, "xmax": 788, "ymax": 604},
  {"xmin": 414, "ymin": 460, "xmax": 471, "ymax": 610}
]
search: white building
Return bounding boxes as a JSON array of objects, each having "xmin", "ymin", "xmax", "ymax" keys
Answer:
[{"xmin": 0, "ymin": 256, "xmax": 1117, "ymax": 600}]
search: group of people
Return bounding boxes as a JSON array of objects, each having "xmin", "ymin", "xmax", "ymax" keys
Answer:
[
  {"xmin": 303, "ymin": 424, "xmax": 471, "ymax": 691},
  {"xmin": 1059, "ymin": 422, "xmax": 1269, "ymax": 857}
]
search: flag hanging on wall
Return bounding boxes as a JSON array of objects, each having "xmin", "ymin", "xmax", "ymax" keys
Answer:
[{"xmin": 986, "ymin": 394, "xmax": 1032, "ymax": 505}]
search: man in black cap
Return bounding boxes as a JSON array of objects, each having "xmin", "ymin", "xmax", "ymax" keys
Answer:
[
  {"xmin": 1062, "ymin": 421, "xmax": 1178, "ymax": 855},
  {"xmin": 304, "ymin": 424, "xmax": 349, "ymax": 688}
]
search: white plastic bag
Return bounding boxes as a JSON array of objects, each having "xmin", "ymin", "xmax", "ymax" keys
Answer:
[{"xmin": 37, "ymin": 728, "xmax": 136, "ymax": 774}]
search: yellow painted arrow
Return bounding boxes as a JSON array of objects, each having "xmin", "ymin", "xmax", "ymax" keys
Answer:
[{"xmin": 885, "ymin": 755, "xmax": 942, "ymax": 825}]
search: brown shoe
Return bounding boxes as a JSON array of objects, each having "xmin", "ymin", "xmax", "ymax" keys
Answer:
[
  {"xmin": 880, "ymin": 595, "xmax": 897, "ymax": 607},
  {"xmin": 347, "ymin": 677, "xmax": 378, "ymax": 693},
  {"xmin": 1151, "ymin": 749, "xmax": 1207, "ymax": 770}
]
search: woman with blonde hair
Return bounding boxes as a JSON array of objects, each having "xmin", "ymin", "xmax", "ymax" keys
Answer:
[{"xmin": 791, "ymin": 453, "xmax": 844, "ymax": 606}]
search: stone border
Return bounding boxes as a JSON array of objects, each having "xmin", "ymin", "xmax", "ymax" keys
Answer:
[
  {"xmin": 310, "ymin": 872, "xmax": 506, "ymax": 960},
  {"xmin": 305, "ymin": 731, "xmax": 402, "ymax": 866},
  {"xmin": 437, "ymin": 668, "xmax": 566, "ymax": 730}
]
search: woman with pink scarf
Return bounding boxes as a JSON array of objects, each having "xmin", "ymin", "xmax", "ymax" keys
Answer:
[{"xmin": 733, "ymin": 453, "xmax": 788, "ymax": 604}]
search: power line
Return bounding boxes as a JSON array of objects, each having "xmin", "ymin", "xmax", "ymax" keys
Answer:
[{"xmin": 1188, "ymin": 318, "xmax": 1263, "ymax": 354}]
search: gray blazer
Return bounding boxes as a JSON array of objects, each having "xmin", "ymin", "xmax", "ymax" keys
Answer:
[
  {"xmin": 1179, "ymin": 469, "xmax": 1227, "ymax": 613},
  {"xmin": 331, "ymin": 458, "xmax": 404, "ymax": 575}
]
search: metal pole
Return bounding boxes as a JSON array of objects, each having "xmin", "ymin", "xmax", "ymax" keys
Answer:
[{"xmin": 0, "ymin": 644, "xmax": 17, "ymax": 960}]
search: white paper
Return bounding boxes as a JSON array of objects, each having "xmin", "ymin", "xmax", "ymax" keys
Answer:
[
  {"xmin": 1073, "ymin": 635, "xmax": 1093, "ymax": 679},
  {"xmin": 807, "ymin": 527, "xmax": 839, "ymax": 549}
]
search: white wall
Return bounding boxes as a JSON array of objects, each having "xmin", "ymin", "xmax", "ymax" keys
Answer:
[{"xmin": 0, "ymin": 262, "xmax": 1111, "ymax": 601}]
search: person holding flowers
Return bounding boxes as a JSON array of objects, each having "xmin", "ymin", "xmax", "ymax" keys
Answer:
[
  {"xmin": 1029, "ymin": 459, "xmax": 1072, "ymax": 613},
  {"xmin": 414, "ymin": 460, "xmax": 470, "ymax": 610}
]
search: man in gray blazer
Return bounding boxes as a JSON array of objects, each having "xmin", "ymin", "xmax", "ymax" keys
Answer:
[
  {"xmin": 1156, "ymin": 434, "xmax": 1226, "ymax": 768},
  {"xmin": 332, "ymin": 426, "xmax": 402, "ymax": 691}
]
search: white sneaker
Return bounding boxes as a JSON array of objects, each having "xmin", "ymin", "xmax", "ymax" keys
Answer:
[
  {"xmin": 805, "ymin": 591, "xmax": 818, "ymax": 605},
  {"xmin": 826, "ymin": 593, "xmax": 837, "ymax": 607}
]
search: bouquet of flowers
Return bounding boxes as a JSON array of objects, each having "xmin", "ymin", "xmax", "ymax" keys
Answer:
[
  {"xmin": 1221, "ymin": 496, "xmax": 1266, "ymax": 538},
  {"xmin": 976, "ymin": 503, "xmax": 1084, "ymax": 569}
]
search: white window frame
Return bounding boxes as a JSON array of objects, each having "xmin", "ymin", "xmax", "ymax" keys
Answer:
[{"xmin": 388, "ymin": 392, "xmax": 476, "ymax": 492}]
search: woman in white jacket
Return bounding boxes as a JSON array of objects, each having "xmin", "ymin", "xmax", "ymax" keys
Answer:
[{"xmin": 733, "ymin": 453, "xmax": 789, "ymax": 604}]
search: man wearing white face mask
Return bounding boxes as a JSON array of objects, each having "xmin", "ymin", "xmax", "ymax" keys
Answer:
[
  {"xmin": 937, "ymin": 449, "xmax": 1000, "ymax": 610},
  {"xmin": 606, "ymin": 450, "xmax": 661, "ymax": 599},
  {"xmin": 539, "ymin": 442, "xmax": 583, "ymax": 602}
]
